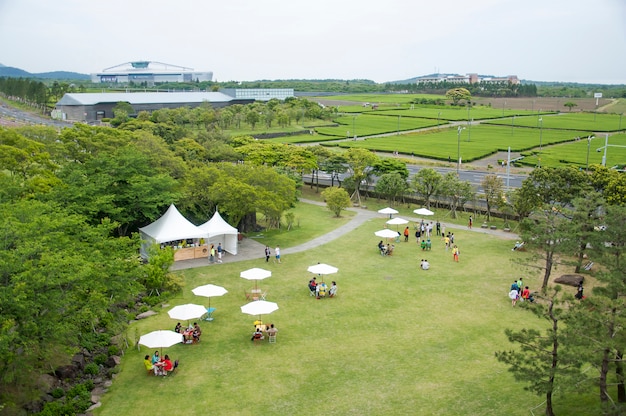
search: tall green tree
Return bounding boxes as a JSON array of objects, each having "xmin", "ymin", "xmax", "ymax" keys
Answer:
[
  {"xmin": 481, "ymin": 173, "xmax": 504, "ymax": 221},
  {"xmin": 439, "ymin": 172, "xmax": 473, "ymax": 218},
  {"xmin": 344, "ymin": 148, "xmax": 379, "ymax": 206},
  {"xmin": 411, "ymin": 168, "xmax": 442, "ymax": 209},
  {"xmin": 321, "ymin": 186, "xmax": 351, "ymax": 217}
]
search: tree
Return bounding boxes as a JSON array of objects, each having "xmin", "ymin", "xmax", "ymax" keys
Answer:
[
  {"xmin": 374, "ymin": 172, "xmax": 408, "ymax": 204},
  {"xmin": 321, "ymin": 186, "xmax": 351, "ymax": 217},
  {"xmin": 344, "ymin": 148, "xmax": 379, "ymax": 206},
  {"xmin": 481, "ymin": 174, "xmax": 504, "ymax": 221},
  {"xmin": 411, "ymin": 168, "xmax": 442, "ymax": 209},
  {"xmin": 445, "ymin": 87, "xmax": 471, "ymax": 105},
  {"xmin": 496, "ymin": 287, "xmax": 580, "ymax": 416},
  {"xmin": 371, "ymin": 158, "xmax": 409, "ymax": 179},
  {"xmin": 439, "ymin": 172, "xmax": 474, "ymax": 218},
  {"xmin": 563, "ymin": 101, "xmax": 578, "ymax": 112}
]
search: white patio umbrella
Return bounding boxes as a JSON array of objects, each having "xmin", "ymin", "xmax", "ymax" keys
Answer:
[
  {"xmin": 378, "ymin": 207, "xmax": 399, "ymax": 218},
  {"xmin": 139, "ymin": 330, "xmax": 183, "ymax": 354},
  {"xmin": 307, "ymin": 263, "xmax": 338, "ymax": 276},
  {"xmin": 414, "ymin": 208, "xmax": 435, "ymax": 216},
  {"xmin": 307, "ymin": 263, "xmax": 338, "ymax": 283},
  {"xmin": 375, "ymin": 229, "xmax": 399, "ymax": 240},
  {"xmin": 386, "ymin": 217, "xmax": 409, "ymax": 231},
  {"xmin": 240, "ymin": 267, "xmax": 272, "ymax": 291},
  {"xmin": 167, "ymin": 303, "xmax": 208, "ymax": 326},
  {"xmin": 192, "ymin": 284, "xmax": 228, "ymax": 309},
  {"xmin": 240, "ymin": 300, "xmax": 279, "ymax": 321}
]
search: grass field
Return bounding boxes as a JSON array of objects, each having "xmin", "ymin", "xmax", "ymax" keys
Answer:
[
  {"xmin": 95, "ymin": 196, "xmax": 603, "ymax": 416},
  {"xmin": 325, "ymin": 124, "xmax": 587, "ymax": 162},
  {"xmin": 520, "ymin": 132, "xmax": 626, "ymax": 168},
  {"xmin": 364, "ymin": 106, "xmax": 548, "ymax": 121},
  {"xmin": 315, "ymin": 114, "xmax": 441, "ymax": 138},
  {"xmin": 484, "ymin": 112, "xmax": 626, "ymax": 132}
]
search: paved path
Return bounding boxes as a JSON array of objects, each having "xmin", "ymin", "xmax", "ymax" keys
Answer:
[{"xmin": 170, "ymin": 199, "xmax": 519, "ymax": 271}]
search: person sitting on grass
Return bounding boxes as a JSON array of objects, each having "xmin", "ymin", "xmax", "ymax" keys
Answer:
[
  {"xmin": 251, "ymin": 327, "xmax": 264, "ymax": 341},
  {"xmin": 420, "ymin": 259, "xmax": 430, "ymax": 270},
  {"xmin": 329, "ymin": 281, "xmax": 338, "ymax": 297}
]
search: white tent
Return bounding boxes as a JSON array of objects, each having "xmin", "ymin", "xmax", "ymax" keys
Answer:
[
  {"xmin": 139, "ymin": 204, "xmax": 207, "ymax": 259},
  {"xmin": 198, "ymin": 211, "xmax": 238, "ymax": 255}
]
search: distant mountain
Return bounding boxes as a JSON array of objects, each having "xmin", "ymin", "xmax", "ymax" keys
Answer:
[{"xmin": 0, "ymin": 65, "xmax": 89, "ymax": 80}]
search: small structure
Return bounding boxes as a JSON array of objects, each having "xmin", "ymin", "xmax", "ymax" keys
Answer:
[{"xmin": 197, "ymin": 211, "xmax": 238, "ymax": 256}]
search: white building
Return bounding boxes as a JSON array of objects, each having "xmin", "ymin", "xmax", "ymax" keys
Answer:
[{"xmin": 91, "ymin": 61, "xmax": 212, "ymax": 85}]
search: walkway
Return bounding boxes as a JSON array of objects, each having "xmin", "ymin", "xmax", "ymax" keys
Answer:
[{"xmin": 170, "ymin": 199, "xmax": 519, "ymax": 271}]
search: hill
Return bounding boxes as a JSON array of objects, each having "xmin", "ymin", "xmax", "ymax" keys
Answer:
[{"xmin": 0, "ymin": 64, "xmax": 89, "ymax": 80}]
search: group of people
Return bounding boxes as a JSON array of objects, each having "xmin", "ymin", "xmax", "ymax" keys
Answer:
[
  {"xmin": 420, "ymin": 259, "xmax": 430, "ymax": 270},
  {"xmin": 251, "ymin": 323, "xmax": 278, "ymax": 341},
  {"xmin": 378, "ymin": 240, "xmax": 395, "ymax": 256},
  {"xmin": 508, "ymin": 278, "xmax": 534, "ymax": 306},
  {"xmin": 208, "ymin": 243, "xmax": 224, "ymax": 264},
  {"xmin": 144, "ymin": 351, "xmax": 175, "ymax": 376},
  {"xmin": 308, "ymin": 277, "xmax": 338, "ymax": 299},
  {"xmin": 174, "ymin": 322, "xmax": 202, "ymax": 344},
  {"xmin": 264, "ymin": 245, "xmax": 281, "ymax": 263},
  {"xmin": 414, "ymin": 221, "xmax": 434, "ymax": 242}
]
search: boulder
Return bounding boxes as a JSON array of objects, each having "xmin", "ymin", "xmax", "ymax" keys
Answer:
[
  {"xmin": 105, "ymin": 355, "xmax": 121, "ymax": 368},
  {"xmin": 55, "ymin": 364, "xmax": 80, "ymax": 380},
  {"xmin": 554, "ymin": 274, "xmax": 584, "ymax": 287},
  {"xmin": 136, "ymin": 310, "xmax": 157, "ymax": 319}
]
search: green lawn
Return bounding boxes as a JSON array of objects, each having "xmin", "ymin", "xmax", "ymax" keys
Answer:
[
  {"xmin": 367, "ymin": 106, "xmax": 550, "ymax": 121},
  {"xmin": 326, "ymin": 124, "xmax": 587, "ymax": 162},
  {"xmin": 95, "ymin": 198, "xmax": 602, "ymax": 416},
  {"xmin": 312, "ymin": 93, "xmax": 446, "ymax": 103},
  {"xmin": 483, "ymin": 112, "xmax": 624, "ymax": 132}
]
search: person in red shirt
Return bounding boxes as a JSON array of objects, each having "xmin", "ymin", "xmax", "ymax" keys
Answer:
[{"xmin": 161, "ymin": 355, "xmax": 174, "ymax": 375}]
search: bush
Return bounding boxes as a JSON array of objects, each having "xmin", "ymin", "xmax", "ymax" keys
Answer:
[
  {"xmin": 94, "ymin": 354, "xmax": 108, "ymax": 366},
  {"xmin": 84, "ymin": 363, "xmax": 99, "ymax": 375},
  {"xmin": 108, "ymin": 345, "xmax": 120, "ymax": 356},
  {"xmin": 50, "ymin": 388, "xmax": 65, "ymax": 399}
]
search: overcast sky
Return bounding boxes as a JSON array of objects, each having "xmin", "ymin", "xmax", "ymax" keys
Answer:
[{"xmin": 1, "ymin": 0, "xmax": 624, "ymax": 84}]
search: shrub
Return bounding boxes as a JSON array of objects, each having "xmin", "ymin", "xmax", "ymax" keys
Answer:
[
  {"xmin": 84, "ymin": 363, "xmax": 99, "ymax": 375},
  {"xmin": 50, "ymin": 388, "xmax": 65, "ymax": 399},
  {"xmin": 108, "ymin": 345, "xmax": 120, "ymax": 356},
  {"xmin": 94, "ymin": 354, "xmax": 108, "ymax": 366}
]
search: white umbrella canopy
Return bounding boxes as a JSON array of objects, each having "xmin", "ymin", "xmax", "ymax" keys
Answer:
[
  {"xmin": 414, "ymin": 208, "xmax": 435, "ymax": 216},
  {"xmin": 167, "ymin": 303, "xmax": 208, "ymax": 325},
  {"xmin": 139, "ymin": 330, "xmax": 183, "ymax": 353},
  {"xmin": 377, "ymin": 207, "xmax": 399, "ymax": 218},
  {"xmin": 192, "ymin": 284, "xmax": 228, "ymax": 309},
  {"xmin": 240, "ymin": 267, "xmax": 272, "ymax": 291},
  {"xmin": 386, "ymin": 216, "xmax": 409, "ymax": 231},
  {"xmin": 307, "ymin": 263, "xmax": 339, "ymax": 276},
  {"xmin": 240, "ymin": 300, "xmax": 279, "ymax": 320},
  {"xmin": 375, "ymin": 229, "xmax": 399, "ymax": 239}
]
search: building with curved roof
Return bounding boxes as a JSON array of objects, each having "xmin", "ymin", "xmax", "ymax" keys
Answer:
[{"xmin": 90, "ymin": 61, "xmax": 213, "ymax": 85}]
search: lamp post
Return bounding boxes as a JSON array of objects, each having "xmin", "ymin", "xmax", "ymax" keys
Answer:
[
  {"xmin": 595, "ymin": 133, "xmax": 626, "ymax": 167},
  {"xmin": 538, "ymin": 118, "xmax": 543, "ymax": 167},
  {"xmin": 586, "ymin": 136, "xmax": 592, "ymax": 173},
  {"xmin": 457, "ymin": 126, "xmax": 465, "ymax": 175}
]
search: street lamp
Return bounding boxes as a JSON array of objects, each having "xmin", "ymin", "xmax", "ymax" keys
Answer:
[
  {"xmin": 596, "ymin": 133, "xmax": 626, "ymax": 167},
  {"xmin": 585, "ymin": 136, "xmax": 592, "ymax": 173},
  {"xmin": 457, "ymin": 126, "xmax": 465, "ymax": 175},
  {"xmin": 538, "ymin": 118, "xmax": 543, "ymax": 167}
]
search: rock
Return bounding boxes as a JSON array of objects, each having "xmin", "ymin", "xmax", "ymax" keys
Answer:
[
  {"xmin": 37, "ymin": 374, "xmax": 59, "ymax": 392},
  {"xmin": 554, "ymin": 274, "xmax": 584, "ymax": 287},
  {"xmin": 136, "ymin": 310, "xmax": 157, "ymax": 319},
  {"xmin": 481, "ymin": 224, "xmax": 488, "ymax": 228},
  {"xmin": 72, "ymin": 353, "xmax": 86, "ymax": 370},
  {"xmin": 55, "ymin": 364, "xmax": 80, "ymax": 380},
  {"xmin": 86, "ymin": 402, "xmax": 102, "ymax": 412},
  {"xmin": 105, "ymin": 355, "xmax": 121, "ymax": 368},
  {"xmin": 489, "ymin": 225, "xmax": 497, "ymax": 230}
]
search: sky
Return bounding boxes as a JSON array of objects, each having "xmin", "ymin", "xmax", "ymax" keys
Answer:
[{"xmin": 0, "ymin": 0, "xmax": 625, "ymax": 85}]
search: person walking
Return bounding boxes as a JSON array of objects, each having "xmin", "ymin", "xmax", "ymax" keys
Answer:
[
  {"xmin": 264, "ymin": 246, "xmax": 271, "ymax": 262},
  {"xmin": 217, "ymin": 243, "xmax": 223, "ymax": 263},
  {"xmin": 275, "ymin": 245, "xmax": 281, "ymax": 263},
  {"xmin": 468, "ymin": 216, "xmax": 473, "ymax": 229},
  {"xmin": 436, "ymin": 220, "xmax": 441, "ymax": 236},
  {"xmin": 209, "ymin": 244, "xmax": 215, "ymax": 263},
  {"xmin": 452, "ymin": 245, "xmax": 459, "ymax": 262},
  {"xmin": 404, "ymin": 226, "xmax": 410, "ymax": 242}
]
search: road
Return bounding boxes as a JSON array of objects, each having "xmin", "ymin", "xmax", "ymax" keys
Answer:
[
  {"xmin": 304, "ymin": 164, "xmax": 525, "ymax": 191},
  {"xmin": 0, "ymin": 101, "xmax": 73, "ymax": 128}
]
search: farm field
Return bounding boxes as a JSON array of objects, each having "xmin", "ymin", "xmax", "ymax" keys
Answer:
[
  {"xmin": 325, "ymin": 124, "xmax": 588, "ymax": 162},
  {"xmin": 315, "ymin": 114, "xmax": 441, "ymax": 138},
  {"xmin": 484, "ymin": 112, "xmax": 625, "ymax": 132}
]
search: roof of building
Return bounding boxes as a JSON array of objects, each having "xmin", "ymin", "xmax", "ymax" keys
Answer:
[{"xmin": 57, "ymin": 92, "xmax": 234, "ymax": 106}]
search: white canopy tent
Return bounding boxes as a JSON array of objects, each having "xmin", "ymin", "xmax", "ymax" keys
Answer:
[
  {"xmin": 139, "ymin": 204, "xmax": 207, "ymax": 259},
  {"xmin": 198, "ymin": 211, "xmax": 239, "ymax": 255}
]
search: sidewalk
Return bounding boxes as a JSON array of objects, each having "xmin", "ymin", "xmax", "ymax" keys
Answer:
[{"xmin": 170, "ymin": 199, "xmax": 519, "ymax": 271}]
